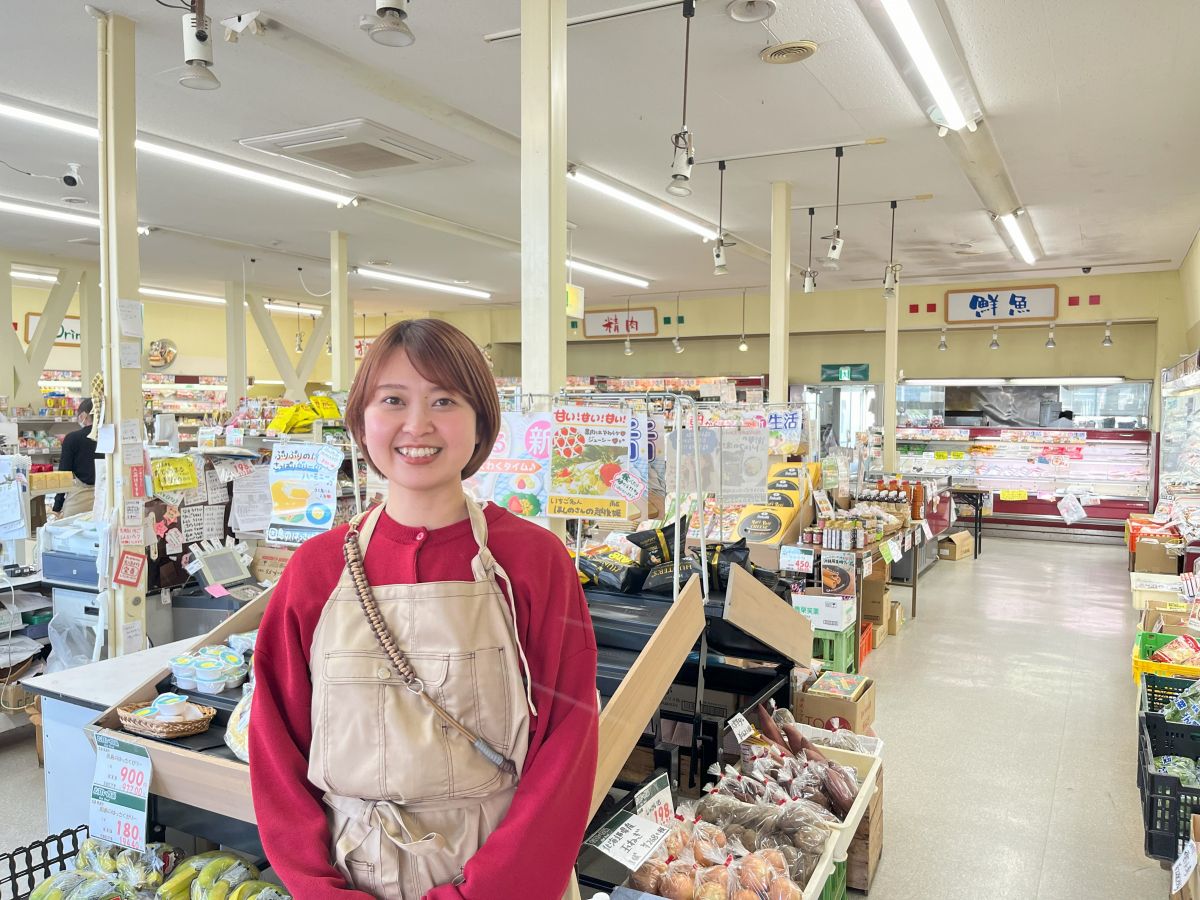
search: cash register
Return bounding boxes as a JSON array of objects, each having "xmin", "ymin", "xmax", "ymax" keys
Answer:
[{"xmin": 171, "ymin": 542, "xmax": 269, "ymax": 638}]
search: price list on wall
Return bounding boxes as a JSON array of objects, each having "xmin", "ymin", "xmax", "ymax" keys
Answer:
[{"xmin": 89, "ymin": 732, "xmax": 151, "ymax": 851}]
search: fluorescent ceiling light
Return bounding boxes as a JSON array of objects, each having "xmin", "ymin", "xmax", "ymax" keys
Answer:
[
  {"xmin": 1009, "ymin": 377, "xmax": 1123, "ymax": 386},
  {"xmin": 263, "ymin": 301, "xmax": 324, "ymax": 315},
  {"xmin": 567, "ymin": 166, "xmax": 720, "ymax": 241},
  {"xmin": 10, "ymin": 268, "xmax": 60, "ymax": 284},
  {"xmin": 878, "ymin": 0, "xmax": 968, "ymax": 130},
  {"xmin": 0, "ymin": 99, "xmax": 357, "ymax": 206},
  {"xmin": 355, "ymin": 266, "xmax": 492, "ymax": 300},
  {"xmin": 998, "ymin": 212, "xmax": 1036, "ymax": 265},
  {"xmin": 904, "ymin": 378, "xmax": 1006, "ymax": 386},
  {"xmin": 567, "ymin": 259, "xmax": 650, "ymax": 289},
  {"xmin": 0, "ymin": 198, "xmax": 100, "ymax": 229},
  {"xmin": 140, "ymin": 287, "xmax": 224, "ymax": 305}
]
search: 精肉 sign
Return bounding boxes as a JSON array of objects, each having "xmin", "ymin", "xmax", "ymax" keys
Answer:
[
  {"xmin": 24, "ymin": 313, "xmax": 81, "ymax": 347},
  {"xmin": 945, "ymin": 284, "xmax": 1058, "ymax": 323},
  {"xmin": 582, "ymin": 307, "xmax": 658, "ymax": 338}
]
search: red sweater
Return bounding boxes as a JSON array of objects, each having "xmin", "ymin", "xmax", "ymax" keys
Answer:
[{"xmin": 249, "ymin": 503, "xmax": 598, "ymax": 900}]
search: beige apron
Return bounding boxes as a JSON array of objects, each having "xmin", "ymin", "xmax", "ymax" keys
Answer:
[
  {"xmin": 60, "ymin": 479, "xmax": 94, "ymax": 518},
  {"xmin": 307, "ymin": 500, "xmax": 579, "ymax": 898}
]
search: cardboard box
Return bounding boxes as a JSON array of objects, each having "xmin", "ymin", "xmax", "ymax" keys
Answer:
[
  {"xmin": 660, "ymin": 682, "xmax": 741, "ymax": 719},
  {"xmin": 888, "ymin": 600, "xmax": 903, "ymax": 636},
  {"xmin": 938, "ymin": 530, "xmax": 974, "ymax": 561},
  {"xmin": 872, "ymin": 616, "xmax": 888, "ymax": 647},
  {"xmin": 1136, "ymin": 537, "xmax": 1181, "ymax": 575},
  {"xmin": 793, "ymin": 677, "xmax": 876, "ymax": 732},
  {"xmin": 1140, "ymin": 608, "xmax": 1192, "ymax": 635},
  {"xmin": 251, "ymin": 544, "xmax": 296, "ymax": 583},
  {"xmin": 862, "ymin": 570, "xmax": 889, "ymax": 623},
  {"xmin": 792, "ymin": 589, "xmax": 857, "ymax": 631},
  {"xmin": 1171, "ymin": 814, "xmax": 1200, "ymax": 900},
  {"xmin": 1128, "ymin": 513, "xmax": 1178, "ymax": 553},
  {"xmin": 847, "ymin": 767, "xmax": 884, "ymax": 891}
]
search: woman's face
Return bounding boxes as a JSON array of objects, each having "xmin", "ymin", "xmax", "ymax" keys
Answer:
[{"xmin": 362, "ymin": 349, "xmax": 478, "ymax": 495}]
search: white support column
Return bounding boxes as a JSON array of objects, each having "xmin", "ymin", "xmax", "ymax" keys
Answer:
[
  {"xmin": 79, "ymin": 271, "xmax": 103, "ymax": 390},
  {"xmin": 330, "ymin": 231, "xmax": 353, "ymax": 391},
  {"xmin": 769, "ymin": 182, "xmax": 792, "ymax": 404},
  {"xmin": 98, "ymin": 13, "xmax": 147, "ymax": 656},
  {"xmin": 883, "ymin": 285, "xmax": 899, "ymax": 471},
  {"xmin": 224, "ymin": 281, "xmax": 247, "ymax": 411},
  {"xmin": 0, "ymin": 252, "xmax": 14, "ymax": 401},
  {"xmin": 519, "ymin": 0, "xmax": 568, "ymax": 396}
]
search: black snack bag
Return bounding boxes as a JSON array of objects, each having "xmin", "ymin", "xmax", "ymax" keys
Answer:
[
  {"xmin": 690, "ymin": 538, "xmax": 753, "ymax": 592},
  {"xmin": 577, "ymin": 547, "xmax": 649, "ymax": 594},
  {"xmin": 627, "ymin": 516, "xmax": 690, "ymax": 567},
  {"xmin": 642, "ymin": 555, "xmax": 703, "ymax": 594}
]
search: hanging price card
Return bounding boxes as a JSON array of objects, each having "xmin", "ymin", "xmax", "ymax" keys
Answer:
[
  {"xmin": 585, "ymin": 810, "xmax": 671, "ymax": 871},
  {"xmin": 903, "ymin": 532, "xmax": 912, "ymax": 551},
  {"xmin": 90, "ymin": 732, "xmax": 150, "ymax": 851},
  {"xmin": 933, "ymin": 451, "xmax": 948, "ymax": 460},
  {"xmin": 921, "ymin": 520, "xmax": 934, "ymax": 541},
  {"xmin": 879, "ymin": 541, "xmax": 895, "ymax": 564},
  {"xmin": 778, "ymin": 545, "xmax": 815, "ymax": 574},
  {"xmin": 728, "ymin": 713, "xmax": 755, "ymax": 743},
  {"xmin": 887, "ymin": 539, "xmax": 903, "ymax": 561},
  {"xmin": 862, "ymin": 553, "xmax": 873, "ymax": 578},
  {"xmin": 999, "ymin": 489, "xmax": 1028, "ymax": 501},
  {"xmin": 633, "ymin": 772, "xmax": 674, "ymax": 827}
]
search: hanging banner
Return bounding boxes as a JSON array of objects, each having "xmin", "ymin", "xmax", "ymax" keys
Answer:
[
  {"xmin": 718, "ymin": 428, "xmax": 769, "ymax": 505},
  {"xmin": 582, "ymin": 308, "xmax": 658, "ymax": 339},
  {"xmin": 267, "ymin": 442, "xmax": 343, "ymax": 544},
  {"xmin": 466, "ymin": 412, "xmax": 552, "ymax": 517},
  {"xmin": 944, "ymin": 284, "xmax": 1058, "ymax": 323},
  {"xmin": 547, "ymin": 405, "xmax": 631, "ymax": 518},
  {"xmin": 766, "ymin": 408, "xmax": 807, "ymax": 456},
  {"xmin": 627, "ymin": 412, "xmax": 650, "ymax": 517}
]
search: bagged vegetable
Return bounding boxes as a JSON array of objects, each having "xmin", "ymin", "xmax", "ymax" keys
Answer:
[
  {"xmin": 627, "ymin": 516, "xmax": 689, "ymax": 567},
  {"xmin": 225, "ymin": 680, "xmax": 254, "ymax": 762},
  {"xmin": 1155, "ymin": 755, "xmax": 1200, "ymax": 787},
  {"xmin": 577, "ymin": 547, "xmax": 648, "ymax": 594}
]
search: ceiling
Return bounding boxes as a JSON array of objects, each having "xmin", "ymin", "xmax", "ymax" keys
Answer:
[{"xmin": 0, "ymin": 0, "xmax": 1197, "ymax": 315}]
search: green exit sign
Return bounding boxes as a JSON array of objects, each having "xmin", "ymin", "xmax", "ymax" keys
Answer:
[{"xmin": 821, "ymin": 363, "xmax": 869, "ymax": 383}]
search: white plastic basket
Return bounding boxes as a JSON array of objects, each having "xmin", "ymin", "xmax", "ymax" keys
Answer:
[
  {"xmin": 821, "ymin": 745, "xmax": 883, "ymax": 858},
  {"xmin": 796, "ymin": 722, "xmax": 884, "ymax": 758}
]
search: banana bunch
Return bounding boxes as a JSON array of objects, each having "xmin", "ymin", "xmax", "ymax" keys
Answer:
[
  {"xmin": 228, "ymin": 882, "xmax": 292, "ymax": 900},
  {"xmin": 116, "ymin": 842, "xmax": 183, "ymax": 890},
  {"xmin": 189, "ymin": 857, "xmax": 260, "ymax": 900},
  {"xmin": 155, "ymin": 852, "xmax": 238, "ymax": 900},
  {"xmin": 74, "ymin": 839, "xmax": 119, "ymax": 876},
  {"xmin": 29, "ymin": 871, "xmax": 131, "ymax": 900}
]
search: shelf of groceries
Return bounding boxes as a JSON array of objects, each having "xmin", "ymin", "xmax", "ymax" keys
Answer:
[{"xmin": 6, "ymin": 386, "xmax": 990, "ymax": 900}]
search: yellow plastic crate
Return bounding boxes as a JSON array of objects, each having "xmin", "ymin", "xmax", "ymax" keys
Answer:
[{"xmin": 1132, "ymin": 631, "xmax": 1200, "ymax": 683}]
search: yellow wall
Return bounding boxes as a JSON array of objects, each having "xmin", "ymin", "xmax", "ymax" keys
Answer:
[{"xmin": 1180, "ymin": 229, "xmax": 1200, "ymax": 350}]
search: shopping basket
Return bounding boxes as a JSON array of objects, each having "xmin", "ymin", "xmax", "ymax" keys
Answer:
[{"xmin": 0, "ymin": 826, "xmax": 87, "ymax": 900}]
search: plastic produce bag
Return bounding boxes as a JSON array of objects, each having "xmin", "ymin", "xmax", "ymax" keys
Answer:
[
  {"xmin": 44, "ymin": 611, "xmax": 100, "ymax": 674},
  {"xmin": 1155, "ymin": 755, "xmax": 1200, "ymax": 787},
  {"xmin": 225, "ymin": 680, "xmax": 254, "ymax": 762}
]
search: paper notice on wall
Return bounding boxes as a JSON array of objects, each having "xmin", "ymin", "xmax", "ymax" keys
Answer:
[
  {"xmin": 95, "ymin": 424, "xmax": 116, "ymax": 454},
  {"xmin": 202, "ymin": 505, "xmax": 226, "ymax": 541},
  {"xmin": 119, "ymin": 340, "xmax": 142, "ymax": 370},
  {"xmin": 231, "ymin": 466, "xmax": 273, "ymax": 533},
  {"xmin": 180, "ymin": 506, "xmax": 204, "ymax": 543},
  {"xmin": 205, "ymin": 469, "xmax": 227, "ymax": 505},
  {"xmin": 165, "ymin": 528, "xmax": 184, "ymax": 556},
  {"xmin": 118, "ymin": 299, "xmax": 144, "ymax": 338},
  {"xmin": 718, "ymin": 428, "xmax": 769, "ymax": 505},
  {"xmin": 123, "ymin": 500, "xmax": 144, "ymax": 526}
]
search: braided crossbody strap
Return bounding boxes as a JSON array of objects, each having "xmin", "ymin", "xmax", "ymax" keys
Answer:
[{"xmin": 342, "ymin": 521, "xmax": 518, "ymax": 777}]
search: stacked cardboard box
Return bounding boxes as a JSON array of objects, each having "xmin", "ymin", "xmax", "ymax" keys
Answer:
[{"xmin": 847, "ymin": 766, "xmax": 884, "ymax": 891}]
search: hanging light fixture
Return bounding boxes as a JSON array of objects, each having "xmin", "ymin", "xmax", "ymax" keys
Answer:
[
  {"xmin": 803, "ymin": 207, "xmax": 817, "ymax": 293},
  {"xmin": 822, "ymin": 147, "xmax": 845, "ymax": 269},
  {"xmin": 737, "ymin": 289, "xmax": 749, "ymax": 352},
  {"xmin": 666, "ymin": 1, "xmax": 697, "ymax": 197},
  {"xmin": 623, "ymin": 296, "xmax": 635, "ymax": 356},
  {"xmin": 882, "ymin": 199, "xmax": 900, "ymax": 300},
  {"xmin": 1045, "ymin": 324, "xmax": 1056, "ymax": 349},
  {"xmin": 713, "ymin": 160, "xmax": 729, "ymax": 275},
  {"xmin": 294, "ymin": 302, "xmax": 304, "ymax": 352},
  {"xmin": 937, "ymin": 328, "xmax": 948, "ymax": 351},
  {"xmin": 1102, "ymin": 320, "xmax": 1113, "ymax": 347},
  {"xmin": 361, "ymin": 0, "xmax": 415, "ymax": 47},
  {"xmin": 325, "ymin": 332, "xmax": 333, "ymax": 355},
  {"xmin": 673, "ymin": 293, "xmax": 685, "ymax": 353},
  {"xmin": 989, "ymin": 326, "xmax": 999, "ymax": 351}
]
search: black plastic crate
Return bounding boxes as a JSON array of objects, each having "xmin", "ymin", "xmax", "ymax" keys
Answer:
[
  {"xmin": 1140, "ymin": 719, "xmax": 1200, "ymax": 861},
  {"xmin": 1137, "ymin": 674, "xmax": 1200, "ymax": 794},
  {"xmin": 0, "ymin": 826, "xmax": 87, "ymax": 900}
]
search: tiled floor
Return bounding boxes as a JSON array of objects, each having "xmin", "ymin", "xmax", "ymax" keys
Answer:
[
  {"xmin": 0, "ymin": 537, "xmax": 1169, "ymax": 898},
  {"xmin": 867, "ymin": 536, "xmax": 1165, "ymax": 899}
]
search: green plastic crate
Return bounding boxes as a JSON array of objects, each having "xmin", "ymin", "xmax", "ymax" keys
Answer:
[
  {"xmin": 821, "ymin": 860, "xmax": 847, "ymax": 900},
  {"xmin": 814, "ymin": 624, "xmax": 858, "ymax": 674}
]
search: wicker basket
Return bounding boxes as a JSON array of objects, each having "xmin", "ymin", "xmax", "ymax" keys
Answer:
[{"xmin": 117, "ymin": 702, "xmax": 216, "ymax": 739}]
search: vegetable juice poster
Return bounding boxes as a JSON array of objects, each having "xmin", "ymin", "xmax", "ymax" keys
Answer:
[
  {"xmin": 547, "ymin": 406, "xmax": 633, "ymax": 519},
  {"xmin": 267, "ymin": 442, "xmax": 343, "ymax": 544},
  {"xmin": 466, "ymin": 412, "xmax": 552, "ymax": 517}
]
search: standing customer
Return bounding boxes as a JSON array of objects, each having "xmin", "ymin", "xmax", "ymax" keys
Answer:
[
  {"xmin": 52, "ymin": 398, "xmax": 97, "ymax": 518},
  {"xmin": 250, "ymin": 319, "xmax": 598, "ymax": 899}
]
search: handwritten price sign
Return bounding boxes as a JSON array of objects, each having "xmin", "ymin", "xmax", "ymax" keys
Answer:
[{"xmin": 90, "ymin": 733, "xmax": 151, "ymax": 851}]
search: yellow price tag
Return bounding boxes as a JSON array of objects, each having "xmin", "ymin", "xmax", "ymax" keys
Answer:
[
  {"xmin": 950, "ymin": 451, "xmax": 966, "ymax": 460},
  {"xmin": 308, "ymin": 396, "xmax": 340, "ymax": 419},
  {"xmin": 933, "ymin": 451, "xmax": 948, "ymax": 460},
  {"xmin": 999, "ymin": 489, "xmax": 1028, "ymax": 502},
  {"xmin": 151, "ymin": 456, "xmax": 198, "ymax": 492}
]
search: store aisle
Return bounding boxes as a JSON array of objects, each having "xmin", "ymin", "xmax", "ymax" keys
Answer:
[
  {"xmin": 866, "ymin": 536, "xmax": 1163, "ymax": 900},
  {"xmin": 0, "ymin": 725, "xmax": 45, "ymax": 852}
]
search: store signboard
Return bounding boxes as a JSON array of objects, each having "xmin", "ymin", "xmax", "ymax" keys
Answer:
[
  {"xmin": 582, "ymin": 307, "xmax": 658, "ymax": 339},
  {"xmin": 566, "ymin": 283, "xmax": 585, "ymax": 320},
  {"xmin": 820, "ymin": 363, "xmax": 869, "ymax": 383},
  {"xmin": 24, "ymin": 312, "xmax": 81, "ymax": 347},
  {"xmin": 267, "ymin": 442, "xmax": 343, "ymax": 544},
  {"xmin": 354, "ymin": 336, "xmax": 375, "ymax": 359},
  {"xmin": 547, "ymin": 405, "xmax": 632, "ymax": 518},
  {"xmin": 944, "ymin": 284, "xmax": 1057, "ymax": 323},
  {"xmin": 466, "ymin": 412, "xmax": 552, "ymax": 517}
]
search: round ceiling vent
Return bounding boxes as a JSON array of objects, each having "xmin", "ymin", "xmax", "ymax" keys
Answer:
[{"xmin": 760, "ymin": 40, "xmax": 818, "ymax": 65}]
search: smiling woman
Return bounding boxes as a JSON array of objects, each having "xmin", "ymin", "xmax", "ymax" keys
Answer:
[{"xmin": 250, "ymin": 317, "xmax": 598, "ymax": 900}]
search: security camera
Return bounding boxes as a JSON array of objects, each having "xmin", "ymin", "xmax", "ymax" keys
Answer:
[
  {"xmin": 1082, "ymin": 266, "xmax": 1092, "ymax": 274},
  {"xmin": 61, "ymin": 164, "xmax": 82, "ymax": 188}
]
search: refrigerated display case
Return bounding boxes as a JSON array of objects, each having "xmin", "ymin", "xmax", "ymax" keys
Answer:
[{"xmin": 1160, "ymin": 352, "xmax": 1200, "ymax": 499}]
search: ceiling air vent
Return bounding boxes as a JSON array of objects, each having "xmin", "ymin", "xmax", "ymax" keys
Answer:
[{"xmin": 240, "ymin": 118, "xmax": 470, "ymax": 178}]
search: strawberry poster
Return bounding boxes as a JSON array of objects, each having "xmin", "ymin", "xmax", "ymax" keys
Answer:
[
  {"xmin": 466, "ymin": 412, "xmax": 552, "ymax": 517},
  {"xmin": 547, "ymin": 405, "xmax": 632, "ymax": 519}
]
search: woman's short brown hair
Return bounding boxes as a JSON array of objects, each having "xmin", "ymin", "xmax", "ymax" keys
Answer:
[{"xmin": 344, "ymin": 318, "xmax": 500, "ymax": 479}]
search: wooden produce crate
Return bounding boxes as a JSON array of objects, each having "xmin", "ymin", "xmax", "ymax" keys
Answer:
[{"xmin": 847, "ymin": 766, "xmax": 883, "ymax": 892}]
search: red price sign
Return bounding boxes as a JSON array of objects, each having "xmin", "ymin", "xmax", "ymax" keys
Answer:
[
  {"xmin": 634, "ymin": 773, "xmax": 674, "ymax": 827},
  {"xmin": 119, "ymin": 765, "xmax": 146, "ymax": 795},
  {"xmin": 91, "ymin": 732, "xmax": 151, "ymax": 852}
]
